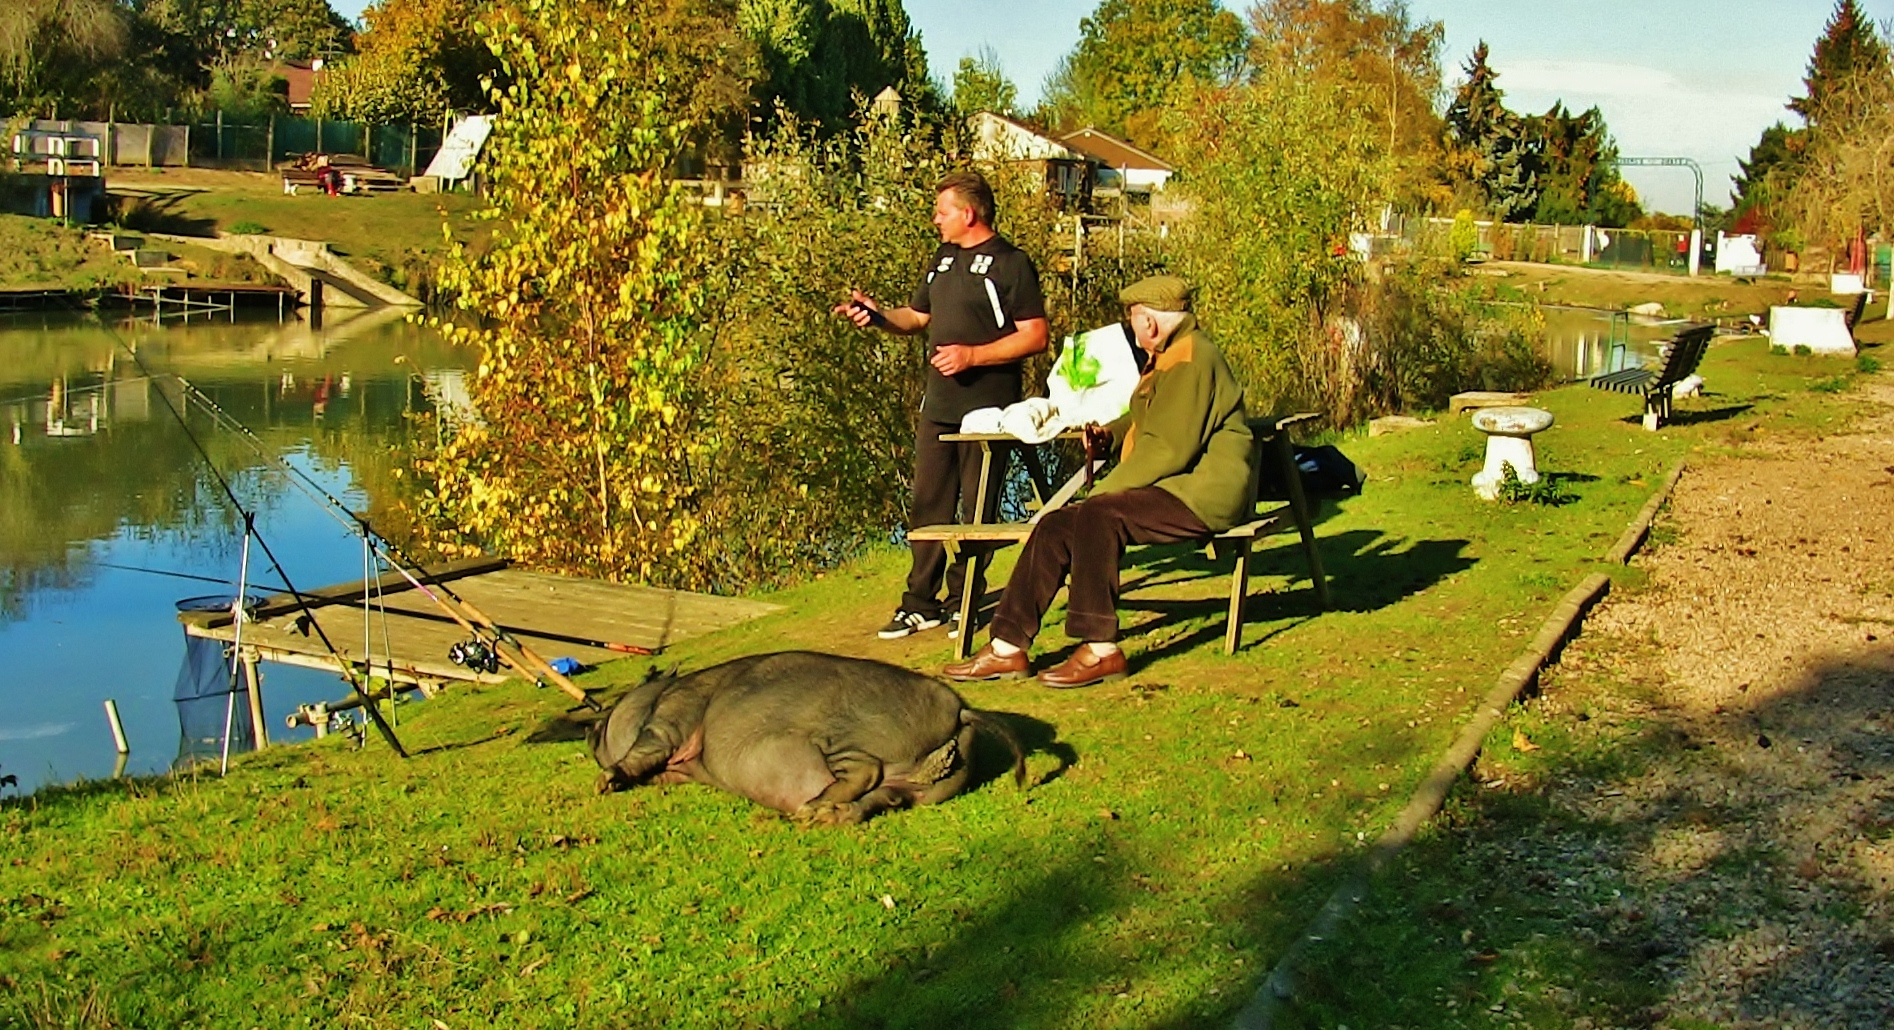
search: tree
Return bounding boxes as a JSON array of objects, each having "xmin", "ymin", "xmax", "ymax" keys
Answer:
[
  {"xmin": 1790, "ymin": 0, "xmax": 1890, "ymax": 130},
  {"xmin": 1531, "ymin": 102, "xmax": 1639, "ymax": 227},
  {"xmin": 1443, "ymin": 42, "xmax": 1539, "ymax": 221},
  {"xmin": 951, "ymin": 45, "xmax": 1015, "ymax": 116},
  {"xmin": 1730, "ymin": 122, "xmax": 1803, "ymax": 233},
  {"xmin": 740, "ymin": 0, "xmax": 933, "ymax": 133},
  {"xmin": 311, "ymin": 0, "xmax": 500, "ymax": 122},
  {"xmin": 417, "ymin": 0, "xmax": 747, "ymax": 584},
  {"xmin": 1247, "ymin": 0, "xmax": 1448, "ymax": 208},
  {"xmin": 0, "ymin": 0, "xmax": 129, "ymax": 117},
  {"xmin": 1037, "ymin": 0, "xmax": 1248, "ymax": 147},
  {"xmin": 1168, "ymin": 67, "xmax": 1392, "ymax": 418},
  {"xmin": 1782, "ymin": 68, "xmax": 1894, "ymax": 253}
]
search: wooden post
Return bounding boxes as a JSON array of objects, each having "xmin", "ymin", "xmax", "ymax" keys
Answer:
[
  {"xmin": 216, "ymin": 110, "xmax": 224, "ymax": 164},
  {"xmin": 103, "ymin": 699, "xmax": 129, "ymax": 754},
  {"xmin": 242, "ymin": 649, "xmax": 269, "ymax": 749},
  {"xmin": 266, "ymin": 115, "xmax": 275, "ymax": 171},
  {"xmin": 408, "ymin": 121, "xmax": 417, "ymax": 177}
]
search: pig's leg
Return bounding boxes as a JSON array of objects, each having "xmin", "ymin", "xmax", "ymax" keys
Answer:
[{"xmin": 791, "ymin": 748, "xmax": 886, "ymax": 827}]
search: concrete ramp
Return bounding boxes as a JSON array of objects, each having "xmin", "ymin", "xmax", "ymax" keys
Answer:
[{"xmin": 155, "ymin": 232, "xmax": 422, "ymax": 309}]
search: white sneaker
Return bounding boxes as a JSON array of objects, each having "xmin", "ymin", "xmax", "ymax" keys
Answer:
[{"xmin": 877, "ymin": 608, "xmax": 944, "ymax": 640}]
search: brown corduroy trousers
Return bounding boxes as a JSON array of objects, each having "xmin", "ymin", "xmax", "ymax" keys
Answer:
[{"xmin": 989, "ymin": 486, "xmax": 1208, "ymax": 647}]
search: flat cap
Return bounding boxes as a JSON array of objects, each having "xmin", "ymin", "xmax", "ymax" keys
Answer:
[{"xmin": 1118, "ymin": 274, "xmax": 1191, "ymax": 311}]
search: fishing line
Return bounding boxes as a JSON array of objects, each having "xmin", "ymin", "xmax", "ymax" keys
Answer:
[
  {"xmin": 91, "ymin": 560, "xmax": 291, "ymax": 594},
  {"xmin": 90, "ymin": 313, "xmax": 409, "ymax": 757},
  {"xmin": 172, "ymin": 379, "xmax": 620, "ymax": 699}
]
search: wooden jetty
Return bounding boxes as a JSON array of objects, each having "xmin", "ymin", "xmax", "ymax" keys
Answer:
[
  {"xmin": 178, "ymin": 556, "xmax": 783, "ymax": 689},
  {"xmin": 0, "ymin": 287, "xmax": 86, "ymax": 312},
  {"xmin": 106, "ymin": 282, "xmax": 301, "ymax": 318}
]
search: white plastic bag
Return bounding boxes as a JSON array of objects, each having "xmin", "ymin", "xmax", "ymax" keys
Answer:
[{"xmin": 1048, "ymin": 323, "xmax": 1141, "ymax": 427}]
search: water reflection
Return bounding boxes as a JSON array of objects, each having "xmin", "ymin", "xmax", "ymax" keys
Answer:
[
  {"xmin": 0, "ymin": 307, "xmax": 468, "ymax": 794},
  {"xmin": 1539, "ymin": 305, "xmax": 1686, "ymax": 381}
]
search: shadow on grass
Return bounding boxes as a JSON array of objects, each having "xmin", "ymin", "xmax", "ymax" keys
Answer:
[
  {"xmin": 1279, "ymin": 651, "xmax": 1894, "ymax": 1029},
  {"xmin": 107, "ymin": 195, "xmax": 217, "ymax": 237},
  {"xmin": 794, "ymin": 837, "xmax": 1348, "ymax": 1029},
  {"xmin": 1125, "ymin": 528, "xmax": 1477, "ymax": 620},
  {"xmin": 1613, "ymin": 402, "xmax": 1755, "ymax": 428}
]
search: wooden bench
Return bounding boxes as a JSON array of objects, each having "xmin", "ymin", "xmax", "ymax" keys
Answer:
[
  {"xmin": 280, "ymin": 154, "xmax": 408, "ymax": 195},
  {"xmin": 910, "ymin": 413, "xmax": 1331, "ymax": 658},
  {"xmin": 1587, "ymin": 323, "xmax": 1715, "ymax": 430}
]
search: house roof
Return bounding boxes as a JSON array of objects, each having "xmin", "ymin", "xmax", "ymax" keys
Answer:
[
  {"xmin": 1057, "ymin": 128, "xmax": 1174, "ymax": 172},
  {"xmin": 278, "ymin": 62, "xmax": 321, "ymax": 108},
  {"xmin": 969, "ymin": 111, "xmax": 1082, "ymax": 162}
]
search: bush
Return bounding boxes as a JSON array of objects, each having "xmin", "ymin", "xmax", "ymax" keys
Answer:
[
  {"xmin": 694, "ymin": 110, "xmax": 1162, "ymax": 589},
  {"xmin": 1449, "ymin": 209, "xmax": 1478, "ymax": 263},
  {"xmin": 228, "ymin": 220, "xmax": 268, "ymax": 236}
]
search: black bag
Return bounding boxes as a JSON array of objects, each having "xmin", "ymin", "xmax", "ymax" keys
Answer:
[{"xmin": 1258, "ymin": 444, "xmax": 1365, "ymax": 501}]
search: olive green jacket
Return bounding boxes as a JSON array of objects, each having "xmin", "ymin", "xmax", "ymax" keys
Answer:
[{"xmin": 1093, "ymin": 313, "xmax": 1253, "ymax": 532}]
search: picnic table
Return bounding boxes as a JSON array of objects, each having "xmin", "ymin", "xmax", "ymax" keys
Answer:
[{"xmin": 912, "ymin": 414, "xmax": 1332, "ymax": 660}]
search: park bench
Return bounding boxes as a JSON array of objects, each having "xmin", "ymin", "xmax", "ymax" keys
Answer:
[
  {"xmin": 909, "ymin": 413, "xmax": 1331, "ymax": 659},
  {"xmin": 280, "ymin": 154, "xmax": 407, "ymax": 195},
  {"xmin": 1587, "ymin": 323, "xmax": 1716, "ymax": 431}
]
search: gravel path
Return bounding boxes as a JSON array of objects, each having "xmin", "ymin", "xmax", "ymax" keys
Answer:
[{"xmin": 1537, "ymin": 373, "xmax": 1894, "ymax": 1027}]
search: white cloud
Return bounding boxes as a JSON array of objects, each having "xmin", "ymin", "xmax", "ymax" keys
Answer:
[
  {"xmin": 1493, "ymin": 58, "xmax": 1794, "ymax": 212},
  {"xmin": 0, "ymin": 722, "xmax": 74, "ymax": 743}
]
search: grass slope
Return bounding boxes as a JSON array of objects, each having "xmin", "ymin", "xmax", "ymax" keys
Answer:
[
  {"xmin": 0, "ymin": 339, "xmax": 1877, "ymax": 1028},
  {"xmin": 104, "ymin": 169, "xmax": 485, "ymax": 296}
]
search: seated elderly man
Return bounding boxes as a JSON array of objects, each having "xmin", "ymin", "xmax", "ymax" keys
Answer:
[{"xmin": 944, "ymin": 274, "xmax": 1253, "ymax": 688}]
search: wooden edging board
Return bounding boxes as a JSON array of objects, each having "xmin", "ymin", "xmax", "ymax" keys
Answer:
[{"xmin": 1231, "ymin": 463, "xmax": 1690, "ymax": 1029}]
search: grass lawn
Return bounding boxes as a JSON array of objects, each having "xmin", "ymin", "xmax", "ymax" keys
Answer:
[
  {"xmin": 0, "ymin": 216, "xmax": 144, "ymax": 291},
  {"xmin": 0, "ymin": 339, "xmax": 1878, "ymax": 1028},
  {"xmin": 1479, "ymin": 261, "xmax": 1809, "ymax": 324}
]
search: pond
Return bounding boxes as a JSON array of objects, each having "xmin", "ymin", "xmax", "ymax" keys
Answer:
[
  {"xmin": 1538, "ymin": 305, "xmax": 1688, "ymax": 382},
  {"xmin": 0, "ymin": 306, "xmax": 468, "ymax": 794}
]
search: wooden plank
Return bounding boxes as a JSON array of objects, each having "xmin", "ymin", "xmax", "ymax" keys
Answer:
[
  {"xmin": 908, "ymin": 523, "xmax": 1034, "ymax": 543},
  {"xmin": 194, "ymin": 605, "xmax": 617, "ymax": 682},
  {"xmin": 373, "ymin": 570, "xmax": 781, "ymax": 646},
  {"xmin": 179, "ymin": 555, "xmax": 509, "ymax": 629}
]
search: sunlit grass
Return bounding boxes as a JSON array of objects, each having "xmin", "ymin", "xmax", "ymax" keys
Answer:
[{"xmin": 0, "ymin": 338, "xmax": 1868, "ymax": 1027}]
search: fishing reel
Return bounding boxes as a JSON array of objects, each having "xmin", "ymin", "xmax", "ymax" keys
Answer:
[{"xmin": 447, "ymin": 637, "xmax": 501, "ymax": 675}]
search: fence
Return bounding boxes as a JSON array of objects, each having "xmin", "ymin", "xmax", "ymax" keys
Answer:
[
  {"xmin": 23, "ymin": 117, "xmax": 445, "ymax": 177},
  {"xmin": 1404, "ymin": 216, "xmax": 1707, "ymax": 276}
]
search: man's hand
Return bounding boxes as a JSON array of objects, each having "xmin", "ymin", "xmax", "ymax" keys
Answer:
[
  {"xmin": 1083, "ymin": 423, "xmax": 1114, "ymax": 457},
  {"xmin": 930, "ymin": 344, "xmax": 977, "ymax": 376},
  {"xmin": 832, "ymin": 288, "xmax": 885, "ymax": 329}
]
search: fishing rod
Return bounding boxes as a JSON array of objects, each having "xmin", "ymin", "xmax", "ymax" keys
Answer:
[
  {"xmin": 174, "ymin": 378, "xmax": 619, "ymax": 706},
  {"xmin": 94, "ymin": 318, "xmax": 409, "ymax": 757},
  {"xmin": 92, "ymin": 560, "xmax": 293, "ymax": 595}
]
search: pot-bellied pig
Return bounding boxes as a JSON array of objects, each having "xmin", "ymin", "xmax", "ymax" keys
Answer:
[{"xmin": 587, "ymin": 651, "xmax": 1025, "ymax": 827}]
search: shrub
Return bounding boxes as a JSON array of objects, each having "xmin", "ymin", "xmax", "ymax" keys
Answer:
[
  {"xmin": 1449, "ymin": 209, "xmax": 1478, "ymax": 263},
  {"xmin": 695, "ymin": 110, "xmax": 1162, "ymax": 589},
  {"xmin": 228, "ymin": 220, "xmax": 268, "ymax": 236},
  {"xmin": 1497, "ymin": 462, "xmax": 1576, "ymax": 506}
]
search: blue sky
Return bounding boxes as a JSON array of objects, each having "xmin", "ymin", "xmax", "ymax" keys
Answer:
[
  {"xmin": 326, "ymin": 0, "xmax": 1882, "ymax": 214},
  {"xmin": 907, "ymin": 0, "xmax": 1886, "ymax": 215}
]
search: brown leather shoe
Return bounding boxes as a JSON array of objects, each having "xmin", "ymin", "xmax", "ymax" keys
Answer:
[
  {"xmin": 1036, "ymin": 645, "xmax": 1128, "ymax": 689},
  {"xmin": 943, "ymin": 644, "xmax": 1030, "ymax": 681}
]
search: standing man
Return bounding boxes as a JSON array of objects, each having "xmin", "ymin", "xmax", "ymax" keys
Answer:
[{"xmin": 834, "ymin": 170, "xmax": 1049, "ymax": 640}]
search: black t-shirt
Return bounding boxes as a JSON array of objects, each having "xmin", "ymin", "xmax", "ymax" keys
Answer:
[{"xmin": 908, "ymin": 234, "xmax": 1046, "ymax": 423}]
